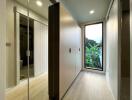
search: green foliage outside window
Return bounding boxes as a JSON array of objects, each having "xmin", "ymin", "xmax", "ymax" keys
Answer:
[{"xmin": 85, "ymin": 38, "xmax": 102, "ymax": 69}]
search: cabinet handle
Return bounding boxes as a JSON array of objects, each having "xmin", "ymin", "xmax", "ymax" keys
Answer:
[
  {"xmin": 79, "ymin": 48, "xmax": 80, "ymax": 51},
  {"xmin": 69, "ymin": 48, "xmax": 71, "ymax": 53}
]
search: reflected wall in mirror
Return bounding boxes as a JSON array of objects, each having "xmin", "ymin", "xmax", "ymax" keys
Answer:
[
  {"xmin": 19, "ymin": 14, "xmax": 34, "ymax": 80},
  {"xmin": 5, "ymin": 0, "xmax": 50, "ymax": 100},
  {"xmin": 28, "ymin": 0, "xmax": 49, "ymax": 99}
]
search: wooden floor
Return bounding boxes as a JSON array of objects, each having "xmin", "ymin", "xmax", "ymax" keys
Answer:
[
  {"xmin": 6, "ymin": 73, "xmax": 48, "ymax": 100},
  {"xmin": 63, "ymin": 71, "xmax": 114, "ymax": 100},
  {"xmin": 6, "ymin": 71, "xmax": 114, "ymax": 100}
]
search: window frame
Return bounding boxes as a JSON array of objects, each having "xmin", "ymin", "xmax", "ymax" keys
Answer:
[{"xmin": 84, "ymin": 22, "xmax": 104, "ymax": 71}]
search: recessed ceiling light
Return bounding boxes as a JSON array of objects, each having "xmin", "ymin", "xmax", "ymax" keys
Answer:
[
  {"xmin": 36, "ymin": 0, "xmax": 43, "ymax": 7},
  {"xmin": 89, "ymin": 10, "xmax": 95, "ymax": 14}
]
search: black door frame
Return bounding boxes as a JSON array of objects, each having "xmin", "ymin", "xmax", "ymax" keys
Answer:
[{"xmin": 48, "ymin": 3, "xmax": 60, "ymax": 100}]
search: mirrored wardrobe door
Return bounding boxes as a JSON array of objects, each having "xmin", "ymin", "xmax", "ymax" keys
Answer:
[
  {"xmin": 5, "ymin": 0, "xmax": 29, "ymax": 100},
  {"xmin": 28, "ymin": 0, "xmax": 50, "ymax": 100}
]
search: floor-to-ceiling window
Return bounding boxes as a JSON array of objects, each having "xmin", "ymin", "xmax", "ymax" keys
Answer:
[{"xmin": 84, "ymin": 23, "xmax": 103, "ymax": 71}]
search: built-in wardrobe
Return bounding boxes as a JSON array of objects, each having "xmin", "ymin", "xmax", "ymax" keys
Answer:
[
  {"xmin": 16, "ymin": 12, "xmax": 48, "ymax": 84},
  {"xmin": 5, "ymin": 0, "xmax": 50, "ymax": 99},
  {"xmin": 48, "ymin": 3, "xmax": 82, "ymax": 100}
]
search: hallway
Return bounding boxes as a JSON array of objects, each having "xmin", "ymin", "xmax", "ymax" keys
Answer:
[
  {"xmin": 0, "ymin": 0, "xmax": 130, "ymax": 99},
  {"xmin": 63, "ymin": 71, "xmax": 114, "ymax": 100}
]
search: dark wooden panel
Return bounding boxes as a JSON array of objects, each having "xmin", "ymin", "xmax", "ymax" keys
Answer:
[
  {"xmin": 121, "ymin": 11, "xmax": 130, "ymax": 78},
  {"xmin": 48, "ymin": 3, "xmax": 60, "ymax": 100},
  {"xmin": 120, "ymin": 0, "xmax": 130, "ymax": 99}
]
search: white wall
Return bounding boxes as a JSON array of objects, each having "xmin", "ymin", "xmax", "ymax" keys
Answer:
[
  {"xmin": 130, "ymin": 0, "xmax": 132, "ymax": 99},
  {"xmin": 59, "ymin": 4, "xmax": 82, "ymax": 99},
  {"xmin": 34, "ymin": 21, "xmax": 48, "ymax": 76},
  {"xmin": 0, "ymin": 0, "xmax": 6, "ymax": 99},
  {"xmin": 106, "ymin": 0, "xmax": 119, "ymax": 99}
]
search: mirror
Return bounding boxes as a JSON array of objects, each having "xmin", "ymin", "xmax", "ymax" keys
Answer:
[
  {"xmin": 19, "ymin": 14, "xmax": 34, "ymax": 80},
  {"xmin": 28, "ymin": 0, "xmax": 50, "ymax": 99},
  {"xmin": 5, "ymin": 0, "xmax": 51, "ymax": 100},
  {"xmin": 5, "ymin": 0, "xmax": 50, "ymax": 99}
]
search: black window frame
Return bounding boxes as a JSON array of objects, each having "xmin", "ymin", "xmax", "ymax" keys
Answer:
[{"xmin": 84, "ymin": 22, "xmax": 104, "ymax": 71}]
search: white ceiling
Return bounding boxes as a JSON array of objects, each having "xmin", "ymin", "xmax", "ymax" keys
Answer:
[
  {"xmin": 16, "ymin": 0, "xmax": 51, "ymax": 19},
  {"xmin": 60, "ymin": 0, "xmax": 111, "ymax": 24},
  {"xmin": 16, "ymin": 0, "xmax": 111, "ymax": 24}
]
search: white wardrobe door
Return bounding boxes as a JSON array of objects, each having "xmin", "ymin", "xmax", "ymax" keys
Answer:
[
  {"xmin": 34, "ymin": 21, "xmax": 48, "ymax": 76},
  {"xmin": 76, "ymin": 27, "xmax": 82, "ymax": 76}
]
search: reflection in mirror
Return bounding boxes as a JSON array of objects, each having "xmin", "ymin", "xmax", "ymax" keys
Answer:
[
  {"xmin": 5, "ymin": 0, "xmax": 50, "ymax": 99},
  {"xmin": 28, "ymin": 0, "xmax": 50, "ymax": 99},
  {"xmin": 19, "ymin": 14, "xmax": 34, "ymax": 80},
  {"xmin": 5, "ymin": 0, "xmax": 51, "ymax": 99}
]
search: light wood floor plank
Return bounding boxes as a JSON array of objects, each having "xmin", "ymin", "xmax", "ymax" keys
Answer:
[
  {"xmin": 63, "ymin": 71, "xmax": 114, "ymax": 100},
  {"xmin": 6, "ymin": 71, "xmax": 115, "ymax": 100}
]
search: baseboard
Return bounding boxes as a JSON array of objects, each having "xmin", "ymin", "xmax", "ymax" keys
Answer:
[{"xmin": 82, "ymin": 68, "xmax": 105, "ymax": 74}]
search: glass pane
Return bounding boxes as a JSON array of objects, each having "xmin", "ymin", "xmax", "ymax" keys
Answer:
[
  {"xmin": 28, "ymin": 0, "xmax": 50, "ymax": 99},
  {"xmin": 84, "ymin": 23, "xmax": 103, "ymax": 70},
  {"xmin": 5, "ymin": 0, "xmax": 29, "ymax": 100}
]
